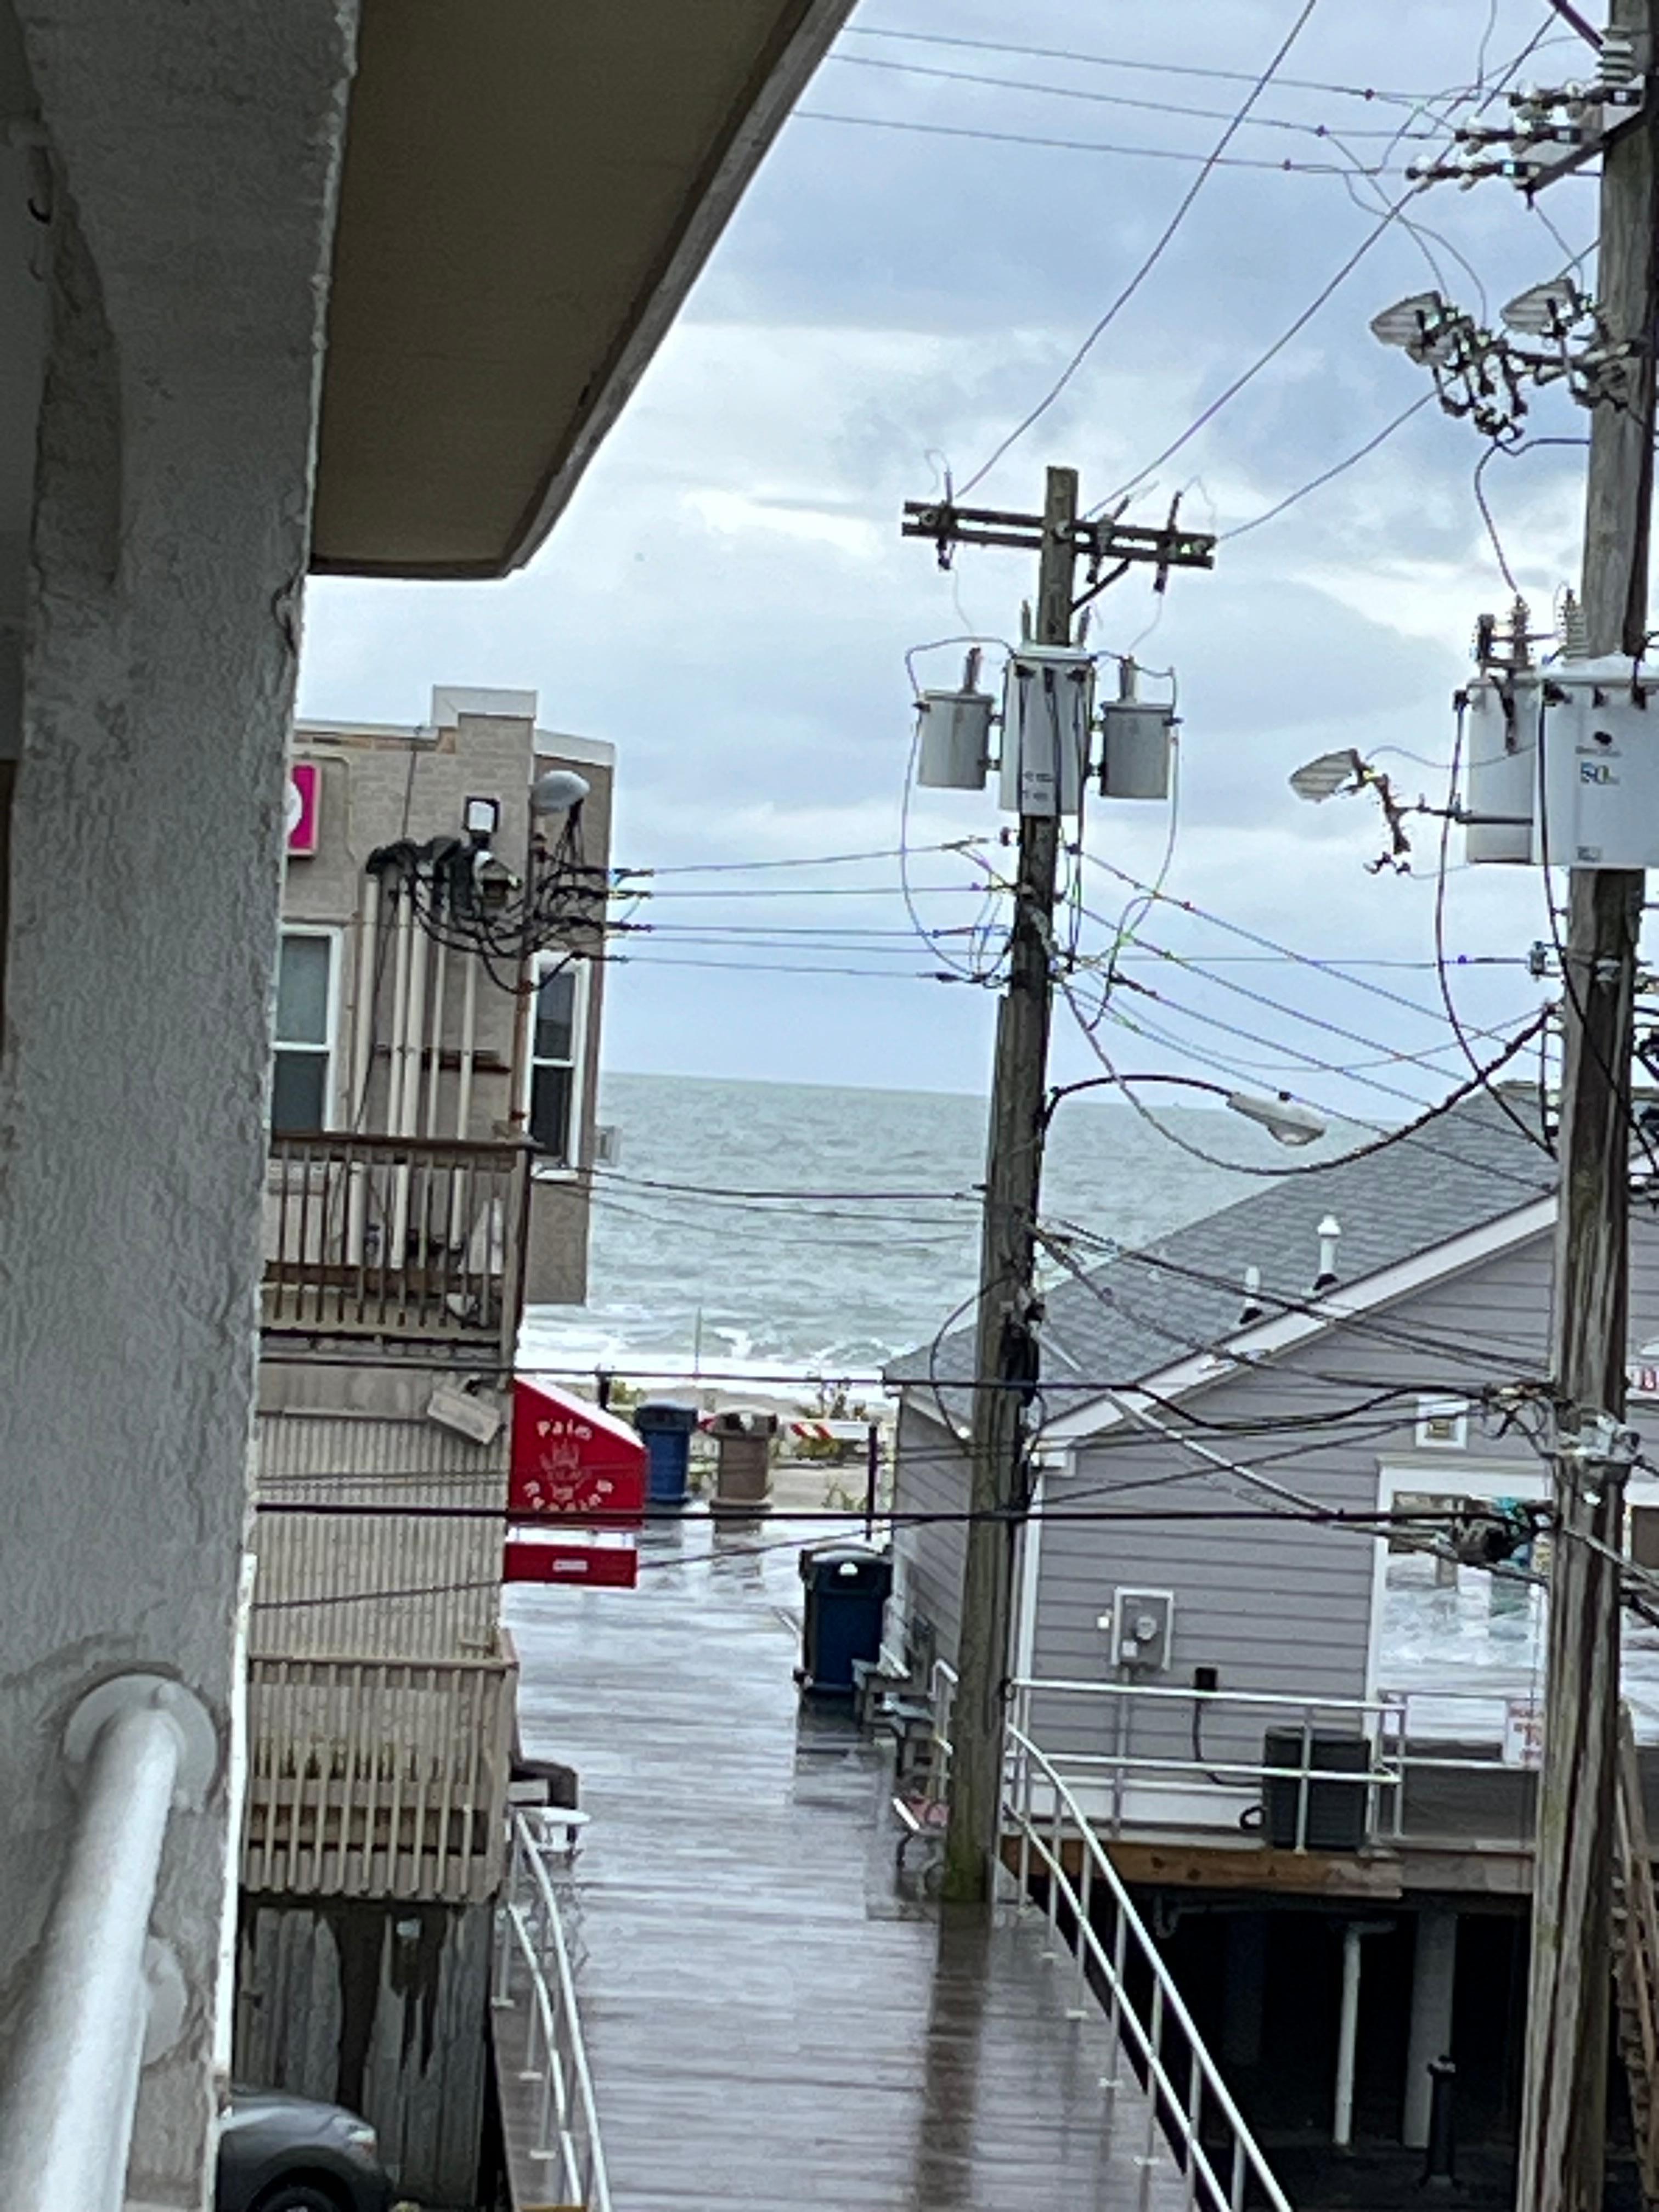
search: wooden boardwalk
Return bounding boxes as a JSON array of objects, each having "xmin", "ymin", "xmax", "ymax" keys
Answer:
[{"xmin": 500, "ymin": 1515, "xmax": 1190, "ymax": 2212}]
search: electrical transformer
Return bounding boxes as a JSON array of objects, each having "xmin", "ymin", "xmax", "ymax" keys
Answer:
[
  {"xmin": 998, "ymin": 645, "xmax": 1095, "ymax": 816},
  {"xmin": 1463, "ymin": 672, "xmax": 1538, "ymax": 865},
  {"xmin": 1536, "ymin": 656, "xmax": 1659, "ymax": 869},
  {"xmin": 1099, "ymin": 699, "xmax": 1176, "ymax": 800},
  {"xmin": 915, "ymin": 684, "xmax": 993, "ymax": 792}
]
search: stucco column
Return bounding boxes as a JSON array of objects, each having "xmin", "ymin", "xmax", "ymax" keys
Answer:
[{"xmin": 0, "ymin": 3, "xmax": 358, "ymax": 2205}]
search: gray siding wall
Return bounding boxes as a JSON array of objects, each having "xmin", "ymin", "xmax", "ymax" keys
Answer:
[
  {"xmin": 891, "ymin": 1397, "xmax": 969, "ymax": 1668},
  {"xmin": 1031, "ymin": 1217, "xmax": 1659, "ymax": 1769},
  {"xmin": 901, "ymin": 1213, "xmax": 1659, "ymax": 1774}
]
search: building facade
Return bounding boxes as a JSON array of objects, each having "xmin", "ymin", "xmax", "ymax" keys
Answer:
[
  {"xmin": 281, "ymin": 684, "xmax": 614, "ymax": 1307},
  {"xmin": 889, "ymin": 1092, "xmax": 1659, "ymax": 2165},
  {"xmin": 242, "ymin": 686, "xmax": 614, "ymax": 2202}
]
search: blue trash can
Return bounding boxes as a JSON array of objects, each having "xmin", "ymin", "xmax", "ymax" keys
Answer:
[
  {"xmin": 633, "ymin": 1400, "xmax": 698, "ymax": 1509},
  {"xmin": 798, "ymin": 1543, "xmax": 894, "ymax": 1695}
]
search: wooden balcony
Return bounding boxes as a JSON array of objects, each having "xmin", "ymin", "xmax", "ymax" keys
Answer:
[
  {"xmin": 241, "ymin": 1649, "xmax": 516, "ymax": 1905},
  {"xmin": 262, "ymin": 1132, "xmax": 531, "ymax": 1362}
]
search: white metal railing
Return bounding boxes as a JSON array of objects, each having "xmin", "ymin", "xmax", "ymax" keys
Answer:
[
  {"xmin": 0, "ymin": 1676, "xmax": 212, "ymax": 2212},
  {"xmin": 1003, "ymin": 1722, "xmax": 1294, "ymax": 2212},
  {"xmin": 1010, "ymin": 1676, "xmax": 1549, "ymax": 1848},
  {"xmin": 492, "ymin": 1808, "xmax": 611, "ymax": 2212}
]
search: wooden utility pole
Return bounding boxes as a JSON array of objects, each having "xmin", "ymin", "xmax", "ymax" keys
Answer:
[
  {"xmin": 941, "ymin": 465, "xmax": 1074, "ymax": 1905},
  {"xmin": 899, "ymin": 475, "xmax": 1214, "ymax": 1905},
  {"xmin": 1516, "ymin": 4, "xmax": 1658, "ymax": 2203}
]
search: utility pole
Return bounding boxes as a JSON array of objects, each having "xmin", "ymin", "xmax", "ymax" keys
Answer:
[
  {"xmin": 900, "ymin": 474, "xmax": 1214, "ymax": 1904},
  {"xmin": 1517, "ymin": 2, "xmax": 1659, "ymax": 2203}
]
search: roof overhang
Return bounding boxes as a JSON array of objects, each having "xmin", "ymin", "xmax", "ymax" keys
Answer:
[
  {"xmin": 902, "ymin": 1194, "xmax": 1559, "ymax": 1453},
  {"xmin": 310, "ymin": 0, "xmax": 849, "ymax": 579}
]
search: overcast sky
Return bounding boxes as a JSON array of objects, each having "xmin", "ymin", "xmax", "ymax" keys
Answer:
[{"xmin": 298, "ymin": 0, "xmax": 1604, "ymax": 1131}]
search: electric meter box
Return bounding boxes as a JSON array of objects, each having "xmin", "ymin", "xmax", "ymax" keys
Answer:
[
  {"xmin": 1536, "ymin": 657, "xmax": 1659, "ymax": 870},
  {"xmin": 915, "ymin": 686, "xmax": 993, "ymax": 793},
  {"xmin": 1464, "ymin": 673, "xmax": 1539, "ymax": 866},
  {"xmin": 1111, "ymin": 1585, "xmax": 1175, "ymax": 1674},
  {"xmin": 1099, "ymin": 701, "xmax": 1176, "ymax": 801},
  {"xmin": 999, "ymin": 646, "xmax": 1095, "ymax": 816}
]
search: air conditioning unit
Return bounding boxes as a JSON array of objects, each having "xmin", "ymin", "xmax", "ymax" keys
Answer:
[{"xmin": 593, "ymin": 1124, "xmax": 621, "ymax": 1167}]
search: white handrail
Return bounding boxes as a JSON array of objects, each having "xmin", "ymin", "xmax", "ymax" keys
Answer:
[
  {"xmin": 0, "ymin": 1680, "xmax": 208, "ymax": 2212},
  {"xmin": 494, "ymin": 1809, "xmax": 612, "ymax": 2212},
  {"xmin": 1003, "ymin": 1722, "xmax": 1294, "ymax": 2212}
]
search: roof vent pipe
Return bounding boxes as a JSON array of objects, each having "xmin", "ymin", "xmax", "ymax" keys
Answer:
[
  {"xmin": 1314, "ymin": 1215, "xmax": 1341, "ymax": 1294},
  {"xmin": 1238, "ymin": 1265, "xmax": 1265, "ymax": 1327}
]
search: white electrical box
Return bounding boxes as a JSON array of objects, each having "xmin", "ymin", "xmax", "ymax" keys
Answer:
[
  {"xmin": 1537, "ymin": 657, "xmax": 1659, "ymax": 868},
  {"xmin": 915, "ymin": 686, "xmax": 994, "ymax": 792},
  {"xmin": 1099, "ymin": 701, "xmax": 1175, "ymax": 801},
  {"xmin": 999, "ymin": 646, "xmax": 1095, "ymax": 816},
  {"xmin": 1111, "ymin": 1585, "xmax": 1175, "ymax": 1673},
  {"xmin": 1463, "ymin": 673, "xmax": 1538, "ymax": 866}
]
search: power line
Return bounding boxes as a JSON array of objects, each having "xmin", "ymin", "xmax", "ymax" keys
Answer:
[
  {"xmin": 837, "ymin": 24, "xmax": 1464, "ymax": 110},
  {"xmin": 953, "ymin": 0, "xmax": 1326, "ymax": 497},
  {"xmin": 823, "ymin": 52, "xmax": 1438, "ymax": 140}
]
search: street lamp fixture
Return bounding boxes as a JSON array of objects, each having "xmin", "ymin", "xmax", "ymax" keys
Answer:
[
  {"xmin": 1500, "ymin": 278, "xmax": 1587, "ymax": 338},
  {"xmin": 1369, "ymin": 291, "xmax": 1455, "ymax": 363},
  {"xmin": 1045, "ymin": 1071, "xmax": 1328, "ymax": 1148},
  {"xmin": 1289, "ymin": 748, "xmax": 1367, "ymax": 803}
]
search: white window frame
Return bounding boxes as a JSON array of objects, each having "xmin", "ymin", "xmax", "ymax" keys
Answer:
[
  {"xmin": 524, "ymin": 953, "xmax": 590, "ymax": 1177},
  {"xmin": 271, "ymin": 924, "xmax": 341, "ymax": 1136},
  {"xmin": 1364, "ymin": 1455, "xmax": 1659, "ymax": 1700}
]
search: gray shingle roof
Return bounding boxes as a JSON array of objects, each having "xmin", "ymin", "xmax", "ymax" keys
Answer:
[{"xmin": 886, "ymin": 1087, "xmax": 1555, "ymax": 1404}]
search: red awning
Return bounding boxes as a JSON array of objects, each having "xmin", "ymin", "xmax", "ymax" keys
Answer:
[{"xmin": 510, "ymin": 1379, "xmax": 646, "ymax": 1522}]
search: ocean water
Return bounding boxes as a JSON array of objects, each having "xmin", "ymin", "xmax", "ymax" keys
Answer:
[{"xmin": 520, "ymin": 1069, "xmax": 1344, "ymax": 1385}]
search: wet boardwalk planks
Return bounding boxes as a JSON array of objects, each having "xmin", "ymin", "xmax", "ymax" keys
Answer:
[{"xmin": 500, "ymin": 1517, "xmax": 1190, "ymax": 2211}]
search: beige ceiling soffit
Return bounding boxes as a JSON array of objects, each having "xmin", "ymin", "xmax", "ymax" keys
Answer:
[
  {"xmin": 312, "ymin": 0, "xmax": 854, "ymax": 583},
  {"xmin": 499, "ymin": 0, "xmax": 853, "ymax": 578}
]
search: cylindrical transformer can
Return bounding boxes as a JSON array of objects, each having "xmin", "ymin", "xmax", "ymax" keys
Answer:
[
  {"xmin": 915, "ymin": 689, "xmax": 993, "ymax": 791},
  {"xmin": 1464, "ymin": 674, "xmax": 1537, "ymax": 865},
  {"xmin": 1099, "ymin": 702, "xmax": 1175, "ymax": 800}
]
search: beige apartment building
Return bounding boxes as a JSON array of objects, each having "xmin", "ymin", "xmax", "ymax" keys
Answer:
[
  {"xmin": 280, "ymin": 682, "xmax": 613, "ymax": 1307},
  {"xmin": 239, "ymin": 686, "xmax": 614, "ymax": 2200}
]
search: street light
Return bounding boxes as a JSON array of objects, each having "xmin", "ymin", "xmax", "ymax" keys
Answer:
[
  {"xmin": 1500, "ymin": 277, "xmax": 1585, "ymax": 337},
  {"xmin": 1045, "ymin": 1071, "xmax": 1328, "ymax": 1148},
  {"xmin": 531, "ymin": 766, "xmax": 590, "ymax": 816},
  {"xmin": 1289, "ymin": 748, "xmax": 1367, "ymax": 803},
  {"xmin": 1369, "ymin": 291, "xmax": 1456, "ymax": 363}
]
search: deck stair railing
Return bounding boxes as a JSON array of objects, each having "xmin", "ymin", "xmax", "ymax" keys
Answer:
[
  {"xmin": 492, "ymin": 1808, "xmax": 612, "ymax": 2212},
  {"xmin": 1003, "ymin": 1720, "xmax": 1294, "ymax": 2212},
  {"xmin": 1615, "ymin": 1701, "xmax": 1659, "ymax": 2207}
]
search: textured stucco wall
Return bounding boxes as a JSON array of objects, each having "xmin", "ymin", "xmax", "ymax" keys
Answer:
[{"xmin": 0, "ymin": 4, "xmax": 358, "ymax": 2204}]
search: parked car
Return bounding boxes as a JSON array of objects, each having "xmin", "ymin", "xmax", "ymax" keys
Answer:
[{"xmin": 216, "ymin": 2087, "xmax": 394, "ymax": 2212}]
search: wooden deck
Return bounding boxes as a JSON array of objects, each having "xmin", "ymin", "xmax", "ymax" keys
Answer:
[{"xmin": 501, "ymin": 1516, "xmax": 1192, "ymax": 2211}]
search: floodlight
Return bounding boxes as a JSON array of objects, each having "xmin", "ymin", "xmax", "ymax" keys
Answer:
[
  {"xmin": 1369, "ymin": 292, "xmax": 1449, "ymax": 357},
  {"xmin": 1289, "ymin": 749, "xmax": 1366, "ymax": 803},
  {"xmin": 1500, "ymin": 279, "xmax": 1582, "ymax": 336}
]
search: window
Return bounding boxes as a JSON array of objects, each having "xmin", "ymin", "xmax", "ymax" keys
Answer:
[
  {"xmin": 529, "ymin": 958, "xmax": 587, "ymax": 1166},
  {"xmin": 271, "ymin": 929, "xmax": 335, "ymax": 1135}
]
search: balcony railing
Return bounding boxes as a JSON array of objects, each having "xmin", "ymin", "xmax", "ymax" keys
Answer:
[
  {"xmin": 262, "ymin": 1132, "xmax": 531, "ymax": 1361},
  {"xmin": 242, "ymin": 1652, "xmax": 515, "ymax": 1903}
]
